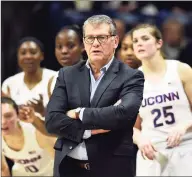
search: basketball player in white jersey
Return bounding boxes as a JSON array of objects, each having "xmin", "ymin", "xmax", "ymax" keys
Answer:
[
  {"xmin": 1, "ymin": 97, "xmax": 56, "ymax": 176},
  {"xmin": 131, "ymin": 24, "xmax": 192, "ymax": 176},
  {"xmin": 2, "ymin": 37, "xmax": 57, "ymax": 117}
]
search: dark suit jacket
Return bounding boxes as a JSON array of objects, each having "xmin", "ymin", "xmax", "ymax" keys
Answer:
[{"xmin": 45, "ymin": 58, "xmax": 144, "ymax": 177}]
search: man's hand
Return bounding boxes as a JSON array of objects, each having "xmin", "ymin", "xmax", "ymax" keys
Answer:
[
  {"xmin": 66, "ymin": 109, "xmax": 77, "ymax": 119},
  {"xmin": 19, "ymin": 105, "xmax": 36, "ymax": 123},
  {"xmin": 27, "ymin": 94, "xmax": 45, "ymax": 117},
  {"xmin": 67, "ymin": 99, "xmax": 121, "ymax": 135},
  {"xmin": 79, "ymin": 100, "xmax": 121, "ymax": 135},
  {"xmin": 91, "ymin": 129, "xmax": 110, "ymax": 135}
]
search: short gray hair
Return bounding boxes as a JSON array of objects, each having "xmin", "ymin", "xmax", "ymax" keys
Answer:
[{"xmin": 83, "ymin": 15, "xmax": 117, "ymax": 36}]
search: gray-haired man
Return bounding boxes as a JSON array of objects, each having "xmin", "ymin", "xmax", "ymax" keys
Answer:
[{"xmin": 46, "ymin": 14, "xmax": 144, "ymax": 177}]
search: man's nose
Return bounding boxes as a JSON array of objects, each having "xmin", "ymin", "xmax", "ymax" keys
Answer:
[{"xmin": 92, "ymin": 38, "xmax": 100, "ymax": 47}]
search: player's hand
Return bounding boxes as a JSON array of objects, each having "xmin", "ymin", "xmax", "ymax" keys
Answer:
[
  {"xmin": 91, "ymin": 129, "xmax": 110, "ymax": 135},
  {"xmin": 19, "ymin": 105, "xmax": 36, "ymax": 123},
  {"xmin": 166, "ymin": 124, "xmax": 188, "ymax": 148},
  {"xmin": 137, "ymin": 136, "xmax": 157, "ymax": 160},
  {"xmin": 27, "ymin": 94, "xmax": 45, "ymax": 117}
]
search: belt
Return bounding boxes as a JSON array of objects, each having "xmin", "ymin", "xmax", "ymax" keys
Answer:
[
  {"xmin": 79, "ymin": 162, "xmax": 90, "ymax": 170},
  {"xmin": 66, "ymin": 156, "xmax": 90, "ymax": 170}
]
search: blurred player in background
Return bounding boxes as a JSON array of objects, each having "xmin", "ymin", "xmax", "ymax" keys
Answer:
[
  {"xmin": 2, "ymin": 37, "xmax": 57, "ymax": 117},
  {"xmin": 2, "ymin": 97, "xmax": 55, "ymax": 176},
  {"xmin": 120, "ymin": 32, "xmax": 141, "ymax": 69},
  {"xmin": 48, "ymin": 25, "xmax": 85, "ymax": 96}
]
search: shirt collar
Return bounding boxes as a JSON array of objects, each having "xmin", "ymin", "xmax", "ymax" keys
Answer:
[{"xmin": 86, "ymin": 56, "xmax": 114, "ymax": 73}]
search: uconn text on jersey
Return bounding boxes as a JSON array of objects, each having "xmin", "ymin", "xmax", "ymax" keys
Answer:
[{"xmin": 141, "ymin": 91, "xmax": 179, "ymax": 107}]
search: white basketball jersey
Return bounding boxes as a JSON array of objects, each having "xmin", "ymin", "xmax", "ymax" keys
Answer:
[
  {"xmin": 2, "ymin": 68, "xmax": 57, "ymax": 108},
  {"xmin": 50, "ymin": 71, "xmax": 59, "ymax": 94},
  {"xmin": 139, "ymin": 60, "xmax": 192, "ymax": 145},
  {"xmin": 2, "ymin": 122, "xmax": 54, "ymax": 176}
]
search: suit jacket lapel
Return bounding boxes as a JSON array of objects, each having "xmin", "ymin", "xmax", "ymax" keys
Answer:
[
  {"xmin": 77, "ymin": 64, "xmax": 90, "ymax": 107},
  {"xmin": 90, "ymin": 59, "xmax": 119, "ymax": 107}
]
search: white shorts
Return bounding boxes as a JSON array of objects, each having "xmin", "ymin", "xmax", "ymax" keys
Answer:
[{"xmin": 136, "ymin": 143, "xmax": 192, "ymax": 176}]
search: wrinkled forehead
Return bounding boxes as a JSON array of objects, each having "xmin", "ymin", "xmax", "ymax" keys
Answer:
[{"xmin": 84, "ymin": 23, "xmax": 111, "ymax": 36}]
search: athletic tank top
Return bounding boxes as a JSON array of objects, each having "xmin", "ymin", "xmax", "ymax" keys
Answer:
[
  {"xmin": 2, "ymin": 122, "xmax": 54, "ymax": 176},
  {"xmin": 2, "ymin": 68, "xmax": 57, "ymax": 108},
  {"xmin": 139, "ymin": 60, "xmax": 192, "ymax": 145}
]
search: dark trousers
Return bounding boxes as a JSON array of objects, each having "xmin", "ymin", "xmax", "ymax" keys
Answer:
[
  {"xmin": 59, "ymin": 156, "xmax": 91, "ymax": 177},
  {"xmin": 59, "ymin": 155, "xmax": 135, "ymax": 177}
]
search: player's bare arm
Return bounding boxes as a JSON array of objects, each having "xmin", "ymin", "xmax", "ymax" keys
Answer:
[
  {"xmin": 19, "ymin": 106, "xmax": 56, "ymax": 137},
  {"xmin": 1, "ymin": 154, "xmax": 11, "ymax": 177},
  {"xmin": 178, "ymin": 62, "xmax": 192, "ymax": 107},
  {"xmin": 166, "ymin": 62, "xmax": 192, "ymax": 147},
  {"xmin": 36, "ymin": 130, "xmax": 56, "ymax": 159},
  {"xmin": 178, "ymin": 62, "xmax": 192, "ymax": 131},
  {"xmin": 133, "ymin": 115, "xmax": 157, "ymax": 160}
]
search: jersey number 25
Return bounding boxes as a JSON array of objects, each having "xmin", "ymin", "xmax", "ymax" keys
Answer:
[{"xmin": 151, "ymin": 106, "xmax": 175, "ymax": 128}]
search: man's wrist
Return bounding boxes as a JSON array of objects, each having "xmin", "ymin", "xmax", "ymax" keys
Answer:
[{"xmin": 75, "ymin": 107, "xmax": 82, "ymax": 119}]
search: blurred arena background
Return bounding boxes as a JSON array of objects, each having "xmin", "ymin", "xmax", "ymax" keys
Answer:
[{"xmin": 2, "ymin": 1, "xmax": 192, "ymax": 81}]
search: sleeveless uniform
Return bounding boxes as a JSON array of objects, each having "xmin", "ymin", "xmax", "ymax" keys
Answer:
[
  {"xmin": 2, "ymin": 68, "xmax": 57, "ymax": 117},
  {"xmin": 136, "ymin": 60, "xmax": 192, "ymax": 176},
  {"xmin": 2, "ymin": 122, "xmax": 54, "ymax": 176},
  {"xmin": 50, "ymin": 71, "xmax": 59, "ymax": 94}
]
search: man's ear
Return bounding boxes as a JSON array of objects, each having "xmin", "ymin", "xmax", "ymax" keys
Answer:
[
  {"xmin": 81, "ymin": 43, "xmax": 85, "ymax": 53},
  {"xmin": 114, "ymin": 35, "xmax": 119, "ymax": 49}
]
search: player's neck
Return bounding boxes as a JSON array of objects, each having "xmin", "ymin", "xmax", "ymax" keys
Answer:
[
  {"xmin": 24, "ymin": 68, "xmax": 43, "ymax": 88},
  {"xmin": 142, "ymin": 54, "xmax": 166, "ymax": 74}
]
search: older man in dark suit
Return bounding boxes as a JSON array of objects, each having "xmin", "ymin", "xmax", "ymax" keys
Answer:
[{"xmin": 45, "ymin": 14, "xmax": 144, "ymax": 177}]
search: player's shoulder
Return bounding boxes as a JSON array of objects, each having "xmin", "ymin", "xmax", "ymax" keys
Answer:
[
  {"xmin": 2, "ymin": 72, "xmax": 24, "ymax": 85},
  {"xmin": 42, "ymin": 68, "xmax": 57, "ymax": 75},
  {"xmin": 177, "ymin": 60, "xmax": 191, "ymax": 70},
  {"xmin": 177, "ymin": 61, "xmax": 192, "ymax": 81}
]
